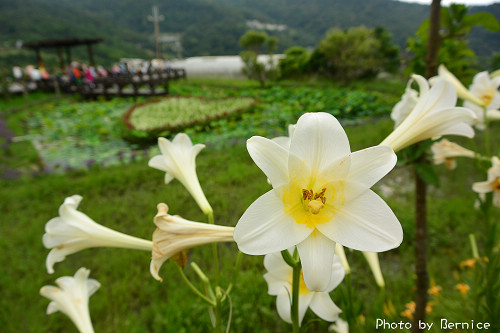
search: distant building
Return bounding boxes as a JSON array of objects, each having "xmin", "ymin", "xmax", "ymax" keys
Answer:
[
  {"xmin": 245, "ymin": 20, "xmax": 287, "ymax": 32},
  {"xmin": 170, "ymin": 55, "xmax": 284, "ymax": 78}
]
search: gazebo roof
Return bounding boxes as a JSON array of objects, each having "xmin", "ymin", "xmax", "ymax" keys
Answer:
[{"xmin": 23, "ymin": 38, "xmax": 103, "ymax": 49}]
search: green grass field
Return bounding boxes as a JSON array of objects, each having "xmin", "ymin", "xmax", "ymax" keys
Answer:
[{"xmin": 1, "ymin": 78, "xmax": 498, "ymax": 332}]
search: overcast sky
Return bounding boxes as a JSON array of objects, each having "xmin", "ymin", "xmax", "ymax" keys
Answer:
[{"xmin": 397, "ymin": 0, "xmax": 499, "ymax": 5}]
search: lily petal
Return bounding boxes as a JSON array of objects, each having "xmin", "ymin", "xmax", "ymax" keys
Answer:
[
  {"xmin": 289, "ymin": 112, "xmax": 350, "ymax": 175},
  {"xmin": 40, "ymin": 267, "xmax": 99, "ymax": 333},
  {"xmin": 472, "ymin": 181, "xmax": 494, "ymax": 193},
  {"xmin": 309, "ymin": 292, "xmax": 342, "ymax": 322},
  {"xmin": 318, "ymin": 190, "xmax": 403, "ymax": 252},
  {"xmin": 234, "ymin": 190, "xmax": 312, "ymax": 255},
  {"xmin": 347, "ymin": 145, "xmax": 397, "ymax": 189},
  {"xmin": 150, "ymin": 134, "xmax": 212, "ymax": 214},
  {"xmin": 297, "ymin": 230, "xmax": 336, "ymax": 292},
  {"xmin": 362, "ymin": 251, "xmax": 385, "ymax": 288},
  {"xmin": 276, "ymin": 293, "xmax": 293, "ymax": 324},
  {"xmin": 438, "ymin": 64, "xmax": 485, "ymax": 106},
  {"xmin": 419, "ymin": 78, "xmax": 457, "ymax": 117},
  {"xmin": 382, "ymin": 75, "xmax": 476, "ymax": 152},
  {"xmin": 247, "ymin": 136, "xmax": 290, "ymax": 188},
  {"xmin": 148, "ymin": 155, "xmax": 168, "ymax": 172},
  {"xmin": 43, "ymin": 195, "xmax": 152, "ymax": 274},
  {"xmin": 326, "ymin": 254, "xmax": 346, "ymax": 291}
]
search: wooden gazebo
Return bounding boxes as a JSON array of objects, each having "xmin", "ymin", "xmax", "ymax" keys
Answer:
[{"xmin": 23, "ymin": 37, "xmax": 103, "ymax": 69}]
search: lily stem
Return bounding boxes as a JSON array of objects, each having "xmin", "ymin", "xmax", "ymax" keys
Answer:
[
  {"xmin": 483, "ymin": 106, "xmax": 491, "ymax": 157},
  {"xmin": 208, "ymin": 212, "xmax": 220, "ymax": 286},
  {"xmin": 291, "ymin": 261, "xmax": 302, "ymax": 333},
  {"xmin": 213, "ymin": 295, "xmax": 224, "ymax": 333},
  {"xmin": 281, "ymin": 249, "xmax": 302, "ymax": 332},
  {"xmin": 222, "ymin": 251, "xmax": 242, "ymax": 302},
  {"xmin": 175, "ymin": 264, "xmax": 215, "ymax": 306}
]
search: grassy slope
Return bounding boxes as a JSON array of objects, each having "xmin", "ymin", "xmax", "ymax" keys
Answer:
[{"xmin": 1, "ymin": 79, "xmax": 498, "ymax": 331}]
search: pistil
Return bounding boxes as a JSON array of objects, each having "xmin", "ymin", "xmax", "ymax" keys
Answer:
[{"xmin": 308, "ymin": 200, "xmax": 324, "ymax": 214}]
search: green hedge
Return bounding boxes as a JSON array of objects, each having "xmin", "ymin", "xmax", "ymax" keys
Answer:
[{"xmin": 123, "ymin": 96, "xmax": 255, "ymax": 143}]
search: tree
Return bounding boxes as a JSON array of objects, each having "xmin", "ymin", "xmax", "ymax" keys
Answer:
[
  {"xmin": 406, "ymin": 4, "xmax": 500, "ymax": 79},
  {"xmin": 316, "ymin": 26, "xmax": 385, "ymax": 82},
  {"xmin": 374, "ymin": 26, "xmax": 400, "ymax": 74},
  {"xmin": 239, "ymin": 30, "xmax": 278, "ymax": 87},
  {"xmin": 491, "ymin": 52, "xmax": 500, "ymax": 70},
  {"xmin": 278, "ymin": 46, "xmax": 310, "ymax": 79}
]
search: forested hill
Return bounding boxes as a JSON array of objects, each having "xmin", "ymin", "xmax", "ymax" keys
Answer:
[{"xmin": 1, "ymin": 0, "xmax": 499, "ymax": 68}]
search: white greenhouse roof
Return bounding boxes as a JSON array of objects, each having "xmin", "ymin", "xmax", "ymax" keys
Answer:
[{"xmin": 170, "ymin": 55, "xmax": 284, "ymax": 78}]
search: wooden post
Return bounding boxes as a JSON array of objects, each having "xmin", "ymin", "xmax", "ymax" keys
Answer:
[
  {"xmin": 65, "ymin": 47, "xmax": 72, "ymax": 65},
  {"xmin": 87, "ymin": 43, "xmax": 95, "ymax": 67},
  {"xmin": 35, "ymin": 47, "xmax": 42, "ymax": 65},
  {"xmin": 425, "ymin": 0, "xmax": 442, "ymax": 79},
  {"xmin": 57, "ymin": 48, "xmax": 65, "ymax": 72},
  {"xmin": 412, "ymin": 1, "xmax": 441, "ymax": 332}
]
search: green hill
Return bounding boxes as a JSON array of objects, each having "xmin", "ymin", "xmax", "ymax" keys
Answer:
[{"xmin": 1, "ymin": 0, "xmax": 499, "ymax": 70}]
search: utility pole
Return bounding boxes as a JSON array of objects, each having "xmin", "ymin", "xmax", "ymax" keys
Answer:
[{"xmin": 148, "ymin": 6, "xmax": 164, "ymax": 59}]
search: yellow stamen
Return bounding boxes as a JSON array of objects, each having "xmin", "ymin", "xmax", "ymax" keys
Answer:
[
  {"xmin": 493, "ymin": 178, "xmax": 500, "ymax": 190},
  {"xmin": 282, "ymin": 179, "xmax": 344, "ymax": 229},
  {"xmin": 481, "ymin": 94, "xmax": 493, "ymax": 106}
]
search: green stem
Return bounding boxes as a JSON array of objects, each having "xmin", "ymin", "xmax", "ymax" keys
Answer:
[
  {"xmin": 281, "ymin": 249, "xmax": 301, "ymax": 332},
  {"xmin": 281, "ymin": 249, "xmax": 298, "ymax": 267},
  {"xmin": 213, "ymin": 295, "xmax": 224, "ymax": 333},
  {"xmin": 175, "ymin": 264, "xmax": 215, "ymax": 306},
  {"xmin": 469, "ymin": 234, "xmax": 480, "ymax": 259},
  {"xmin": 291, "ymin": 261, "xmax": 302, "ymax": 333},
  {"xmin": 343, "ymin": 272, "xmax": 355, "ymax": 327},
  {"xmin": 483, "ymin": 106, "xmax": 491, "ymax": 157},
  {"xmin": 207, "ymin": 212, "xmax": 220, "ymax": 286},
  {"xmin": 222, "ymin": 251, "xmax": 242, "ymax": 302}
]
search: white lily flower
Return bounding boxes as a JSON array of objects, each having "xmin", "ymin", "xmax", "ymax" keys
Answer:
[
  {"xmin": 381, "ymin": 75, "xmax": 476, "ymax": 152},
  {"xmin": 263, "ymin": 251, "xmax": 344, "ymax": 326},
  {"xmin": 391, "ymin": 78, "xmax": 419, "ymax": 128},
  {"xmin": 149, "ymin": 134, "xmax": 213, "ymax": 215},
  {"xmin": 40, "ymin": 267, "xmax": 100, "ymax": 333},
  {"xmin": 431, "ymin": 139, "xmax": 475, "ymax": 170},
  {"xmin": 329, "ymin": 318, "xmax": 349, "ymax": 333},
  {"xmin": 151, "ymin": 203, "xmax": 234, "ymax": 281},
  {"xmin": 462, "ymin": 71, "xmax": 500, "ymax": 129},
  {"xmin": 43, "ymin": 195, "xmax": 152, "ymax": 274},
  {"xmin": 234, "ymin": 112, "xmax": 403, "ymax": 291},
  {"xmin": 472, "ymin": 157, "xmax": 500, "ymax": 208},
  {"xmin": 437, "ymin": 64, "xmax": 485, "ymax": 107},
  {"xmin": 272, "ymin": 128, "xmax": 385, "ymax": 285}
]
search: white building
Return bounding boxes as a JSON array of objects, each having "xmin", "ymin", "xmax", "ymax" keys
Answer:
[{"xmin": 170, "ymin": 55, "xmax": 284, "ymax": 78}]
